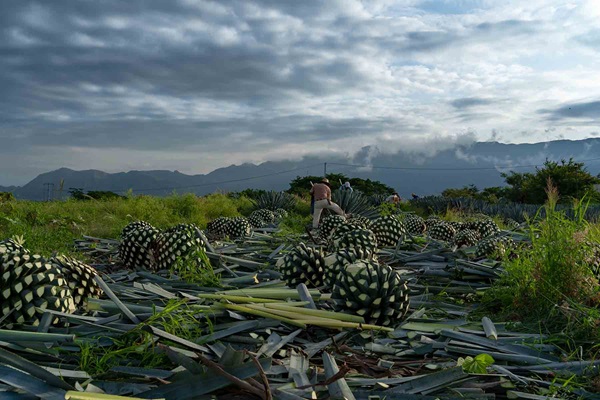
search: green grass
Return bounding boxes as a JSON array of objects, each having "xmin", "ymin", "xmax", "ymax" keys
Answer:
[
  {"xmin": 77, "ymin": 299, "xmax": 212, "ymax": 376},
  {"xmin": 0, "ymin": 193, "xmax": 254, "ymax": 256},
  {"xmin": 481, "ymin": 183, "xmax": 600, "ymax": 356},
  {"xmin": 170, "ymin": 248, "xmax": 221, "ymax": 286}
]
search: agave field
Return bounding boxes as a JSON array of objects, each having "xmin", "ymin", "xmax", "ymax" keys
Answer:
[{"xmin": 1, "ymin": 191, "xmax": 600, "ymax": 399}]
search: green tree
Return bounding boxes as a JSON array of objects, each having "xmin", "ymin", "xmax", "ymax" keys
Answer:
[
  {"xmin": 441, "ymin": 184, "xmax": 479, "ymax": 199},
  {"xmin": 501, "ymin": 158, "xmax": 600, "ymax": 204},
  {"xmin": 69, "ymin": 188, "xmax": 124, "ymax": 200},
  {"xmin": 287, "ymin": 174, "xmax": 393, "ymax": 197},
  {"xmin": 441, "ymin": 185, "xmax": 508, "ymax": 203},
  {"xmin": 0, "ymin": 192, "xmax": 15, "ymax": 202}
]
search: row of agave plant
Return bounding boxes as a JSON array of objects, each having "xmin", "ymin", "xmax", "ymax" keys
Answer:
[
  {"xmin": 269, "ymin": 209, "xmax": 523, "ymax": 328},
  {"xmin": 411, "ymin": 195, "xmax": 600, "ymax": 223}
]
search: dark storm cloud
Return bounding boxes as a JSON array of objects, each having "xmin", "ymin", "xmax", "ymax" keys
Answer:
[
  {"xmin": 540, "ymin": 100, "xmax": 600, "ymax": 121},
  {"xmin": 12, "ymin": 115, "xmax": 398, "ymax": 153},
  {"xmin": 450, "ymin": 97, "xmax": 494, "ymax": 109},
  {"xmin": 0, "ymin": 0, "xmax": 565, "ymax": 185}
]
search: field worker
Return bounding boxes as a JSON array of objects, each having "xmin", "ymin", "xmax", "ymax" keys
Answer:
[
  {"xmin": 385, "ymin": 192, "xmax": 401, "ymax": 204},
  {"xmin": 310, "ymin": 178, "xmax": 347, "ymax": 229},
  {"xmin": 340, "ymin": 181, "xmax": 353, "ymax": 193}
]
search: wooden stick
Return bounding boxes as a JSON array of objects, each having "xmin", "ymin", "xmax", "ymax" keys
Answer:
[
  {"xmin": 247, "ymin": 351, "xmax": 272, "ymax": 400},
  {"xmin": 197, "ymin": 353, "xmax": 266, "ymax": 400}
]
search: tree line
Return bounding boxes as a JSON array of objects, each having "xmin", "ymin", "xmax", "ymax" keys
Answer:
[
  {"xmin": 441, "ymin": 159, "xmax": 600, "ymax": 204},
  {"xmin": 4, "ymin": 158, "xmax": 597, "ymax": 205}
]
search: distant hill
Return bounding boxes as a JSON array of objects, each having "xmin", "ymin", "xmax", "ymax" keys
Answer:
[{"xmin": 2, "ymin": 138, "xmax": 600, "ymax": 200}]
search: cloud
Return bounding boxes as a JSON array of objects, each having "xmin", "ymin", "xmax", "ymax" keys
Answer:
[
  {"xmin": 574, "ymin": 29, "xmax": 600, "ymax": 50},
  {"xmin": 450, "ymin": 97, "xmax": 495, "ymax": 109},
  {"xmin": 0, "ymin": 0, "xmax": 600, "ymax": 184},
  {"xmin": 539, "ymin": 100, "xmax": 600, "ymax": 120}
]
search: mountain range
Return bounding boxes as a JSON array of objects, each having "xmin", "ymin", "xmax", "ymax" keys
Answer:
[{"xmin": 3, "ymin": 138, "xmax": 600, "ymax": 201}]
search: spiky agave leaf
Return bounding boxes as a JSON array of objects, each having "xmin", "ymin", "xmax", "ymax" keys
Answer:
[
  {"xmin": 369, "ymin": 215, "xmax": 406, "ymax": 247},
  {"xmin": 332, "ymin": 190, "xmax": 379, "ymax": 219},
  {"xmin": 323, "ymin": 248, "xmax": 376, "ymax": 288},
  {"xmin": 254, "ymin": 190, "xmax": 296, "ymax": 211},
  {"xmin": 154, "ymin": 223, "xmax": 205, "ymax": 270},
  {"xmin": 50, "ymin": 255, "xmax": 103, "ymax": 307},
  {"xmin": 369, "ymin": 194, "xmax": 388, "ymax": 207},
  {"xmin": 275, "ymin": 242, "xmax": 325, "ymax": 288},
  {"xmin": 1, "ymin": 251, "xmax": 76, "ymax": 327},
  {"xmin": 331, "ymin": 260, "xmax": 410, "ymax": 326}
]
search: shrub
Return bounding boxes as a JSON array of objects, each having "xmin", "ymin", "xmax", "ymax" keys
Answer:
[{"xmin": 484, "ymin": 180, "xmax": 600, "ymax": 352}]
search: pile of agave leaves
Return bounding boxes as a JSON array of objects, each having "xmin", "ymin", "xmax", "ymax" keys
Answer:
[{"xmin": 2, "ymin": 213, "xmax": 600, "ymax": 400}]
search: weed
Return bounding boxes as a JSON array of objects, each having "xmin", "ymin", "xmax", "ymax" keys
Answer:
[
  {"xmin": 77, "ymin": 299, "xmax": 213, "ymax": 376},
  {"xmin": 483, "ymin": 179, "xmax": 600, "ymax": 356},
  {"xmin": 170, "ymin": 248, "xmax": 221, "ymax": 287},
  {"xmin": 276, "ymin": 213, "xmax": 312, "ymax": 238},
  {"xmin": 0, "ymin": 193, "xmax": 252, "ymax": 255}
]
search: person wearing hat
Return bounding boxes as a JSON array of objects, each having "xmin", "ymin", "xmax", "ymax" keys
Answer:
[
  {"xmin": 339, "ymin": 181, "xmax": 353, "ymax": 193},
  {"xmin": 310, "ymin": 177, "xmax": 347, "ymax": 229}
]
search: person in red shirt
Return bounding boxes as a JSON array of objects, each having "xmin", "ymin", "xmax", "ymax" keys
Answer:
[{"xmin": 310, "ymin": 178, "xmax": 347, "ymax": 229}]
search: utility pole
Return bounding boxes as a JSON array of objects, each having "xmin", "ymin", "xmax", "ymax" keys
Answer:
[
  {"xmin": 43, "ymin": 183, "xmax": 54, "ymax": 201},
  {"xmin": 324, "ymin": 162, "xmax": 327, "ymax": 176}
]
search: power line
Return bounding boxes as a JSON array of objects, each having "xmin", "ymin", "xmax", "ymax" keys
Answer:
[
  {"xmin": 55, "ymin": 156, "xmax": 600, "ymax": 196},
  {"xmin": 328, "ymin": 157, "xmax": 600, "ymax": 171}
]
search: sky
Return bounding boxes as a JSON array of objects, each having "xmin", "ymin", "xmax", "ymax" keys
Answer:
[{"xmin": 2, "ymin": 0, "xmax": 600, "ymax": 185}]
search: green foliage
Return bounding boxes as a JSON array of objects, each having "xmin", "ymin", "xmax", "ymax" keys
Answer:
[
  {"xmin": 378, "ymin": 202, "xmax": 397, "ymax": 216},
  {"xmin": 287, "ymin": 173, "xmax": 394, "ymax": 197},
  {"xmin": 253, "ymin": 190, "xmax": 297, "ymax": 211},
  {"xmin": 442, "ymin": 184, "xmax": 507, "ymax": 203},
  {"xmin": 68, "ymin": 188, "xmax": 124, "ymax": 200},
  {"xmin": 442, "ymin": 184, "xmax": 479, "ymax": 199},
  {"xmin": 484, "ymin": 182, "xmax": 600, "ymax": 354},
  {"xmin": 0, "ymin": 193, "xmax": 251, "ymax": 255},
  {"xmin": 348, "ymin": 177, "xmax": 394, "ymax": 196},
  {"xmin": 276, "ymin": 213, "xmax": 312, "ymax": 238},
  {"xmin": 77, "ymin": 299, "xmax": 210, "ymax": 376},
  {"xmin": 0, "ymin": 192, "xmax": 15, "ymax": 202},
  {"xmin": 501, "ymin": 158, "xmax": 600, "ymax": 204},
  {"xmin": 86, "ymin": 191, "xmax": 124, "ymax": 200},
  {"xmin": 228, "ymin": 188, "xmax": 267, "ymax": 200},
  {"xmin": 332, "ymin": 190, "xmax": 380, "ymax": 219},
  {"xmin": 458, "ymin": 354, "xmax": 495, "ymax": 374},
  {"xmin": 170, "ymin": 248, "xmax": 221, "ymax": 286}
]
